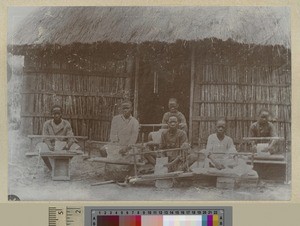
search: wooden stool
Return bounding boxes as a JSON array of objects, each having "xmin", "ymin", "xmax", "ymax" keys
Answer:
[
  {"xmin": 216, "ymin": 177, "xmax": 236, "ymax": 189},
  {"xmin": 154, "ymin": 157, "xmax": 173, "ymax": 188},
  {"xmin": 40, "ymin": 152, "xmax": 77, "ymax": 181},
  {"xmin": 247, "ymin": 154, "xmax": 287, "ymax": 182}
]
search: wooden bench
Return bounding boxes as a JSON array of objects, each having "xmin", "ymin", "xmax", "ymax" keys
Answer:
[
  {"xmin": 138, "ymin": 124, "xmax": 167, "ymax": 143},
  {"xmin": 245, "ymin": 154, "xmax": 287, "ymax": 182},
  {"xmin": 27, "ymin": 135, "xmax": 88, "ymax": 156},
  {"xmin": 242, "ymin": 137, "xmax": 289, "ymax": 183},
  {"xmin": 27, "ymin": 135, "xmax": 88, "ymax": 181},
  {"xmin": 40, "ymin": 151, "xmax": 77, "ymax": 181}
]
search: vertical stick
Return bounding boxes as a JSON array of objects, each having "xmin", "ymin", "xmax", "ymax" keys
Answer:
[
  {"xmin": 285, "ymin": 140, "xmax": 289, "ymax": 184},
  {"xmin": 189, "ymin": 44, "xmax": 196, "ymax": 143},
  {"xmin": 132, "ymin": 146, "xmax": 138, "ymax": 177},
  {"xmin": 125, "ymin": 57, "xmax": 133, "ymax": 98},
  {"xmin": 133, "ymin": 46, "xmax": 140, "ymax": 119}
]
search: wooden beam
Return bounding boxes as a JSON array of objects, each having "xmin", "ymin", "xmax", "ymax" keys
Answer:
[
  {"xmin": 23, "ymin": 68, "xmax": 132, "ymax": 78},
  {"xmin": 21, "ymin": 90, "xmax": 124, "ymax": 98},
  {"xmin": 192, "ymin": 116, "xmax": 290, "ymax": 123},
  {"xmin": 243, "ymin": 137, "xmax": 285, "ymax": 141},
  {"xmin": 124, "ymin": 55, "xmax": 134, "ymax": 99},
  {"xmin": 28, "ymin": 135, "xmax": 88, "ymax": 139},
  {"xmin": 133, "ymin": 46, "xmax": 140, "ymax": 118},
  {"xmin": 21, "ymin": 114, "xmax": 113, "ymax": 121},
  {"xmin": 188, "ymin": 44, "xmax": 196, "ymax": 142},
  {"xmin": 87, "ymin": 157, "xmax": 144, "ymax": 166},
  {"xmin": 194, "ymin": 81, "xmax": 290, "ymax": 87},
  {"xmin": 139, "ymin": 124, "xmax": 167, "ymax": 127}
]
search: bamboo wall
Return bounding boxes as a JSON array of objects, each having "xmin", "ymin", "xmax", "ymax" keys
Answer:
[
  {"xmin": 192, "ymin": 63, "xmax": 291, "ymax": 147},
  {"xmin": 21, "ymin": 51, "xmax": 134, "ymax": 141},
  {"xmin": 19, "ymin": 40, "xmax": 291, "ymax": 146}
]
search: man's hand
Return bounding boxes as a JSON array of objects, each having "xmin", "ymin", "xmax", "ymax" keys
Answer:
[
  {"xmin": 119, "ymin": 146, "xmax": 130, "ymax": 156},
  {"xmin": 63, "ymin": 144, "xmax": 70, "ymax": 150},
  {"xmin": 266, "ymin": 145, "xmax": 275, "ymax": 154},
  {"xmin": 146, "ymin": 141, "xmax": 159, "ymax": 147},
  {"xmin": 48, "ymin": 144, "xmax": 54, "ymax": 151},
  {"xmin": 213, "ymin": 161, "xmax": 225, "ymax": 170},
  {"xmin": 209, "ymin": 155, "xmax": 225, "ymax": 170},
  {"xmin": 181, "ymin": 143, "xmax": 190, "ymax": 150},
  {"xmin": 251, "ymin": 144, "xmax": 257, "ymax": 153},
  {"xmin": 179, "ymin": 123, "xmax": 187, "ymax": 129}
]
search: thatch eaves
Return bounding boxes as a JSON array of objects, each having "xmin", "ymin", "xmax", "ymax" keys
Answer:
[{"xmin": 10, "ymin": 6, "xmax": 290, "ymax": 48}]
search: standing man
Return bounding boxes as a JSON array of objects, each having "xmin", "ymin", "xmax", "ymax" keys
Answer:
[
  {"xmin": 162, "ymin": 98, "xmax": 188, "ymax": 133},
  {"xmin": 249, "ymin": 109, "xmax": 278, "ymax": 154},
  {"xmin": 39, "ymin": 105, "xmax": 79, "ymax": 170},
  {"xmin": 160, "ymin": 116, "xmax": 190, "ymax": 172},
  {"xmin": 109, "ymin": 100, "xmax": 139, "ymax": 154}
]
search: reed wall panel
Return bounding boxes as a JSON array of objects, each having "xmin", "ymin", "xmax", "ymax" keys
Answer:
[
  {"xmin": 192, "ymin": 63, "xmax": 291, "ymax": 146},
  {"xmin": 21, "ymin": 55, "xmax": 133, "ymax": 141}
]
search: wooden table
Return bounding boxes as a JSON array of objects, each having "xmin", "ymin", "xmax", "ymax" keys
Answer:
[
  {"xmin": 27, "ymin": 135, "xmax": 88, "ymax": 157},
  {"xmin": 246, "ymin": 154, "xmax": 287, "ymax": 182},
  {"xmin": 40, "ymin": 151, "xmax": 77, "ymax": 181}
]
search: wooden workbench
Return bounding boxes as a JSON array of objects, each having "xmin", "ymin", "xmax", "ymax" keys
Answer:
[{"xmin": 40, "ymin": 151, "xmax": 77, "ymax": 181}]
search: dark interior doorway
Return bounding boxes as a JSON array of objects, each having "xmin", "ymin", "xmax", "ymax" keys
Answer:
[{"xmin": 137, "ymin": 57, "xmax": 191, "ymax": 139}]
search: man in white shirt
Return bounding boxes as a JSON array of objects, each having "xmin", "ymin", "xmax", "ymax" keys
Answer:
[
  {"xmin": 204, "ymin": 118, "xmax": 237, "ymax": 170},
  {"xmin": 109, "ymin": 100, "xmax": 139, "ymax": 154}
]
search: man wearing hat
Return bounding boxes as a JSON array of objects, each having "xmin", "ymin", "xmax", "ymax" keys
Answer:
[
  {"xmin": 109, "ymin": 100, "xmax": 139, "ymax": 150},
  {"xmin": 38, "ymin": 105, "xmax": 79, "ymax": 170},
  {"xmin": 104, "ymin": 100, "xmax": 139, "ymax": 181}
]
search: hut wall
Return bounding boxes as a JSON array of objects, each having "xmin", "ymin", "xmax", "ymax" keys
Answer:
[
  {"xmin": 21, "ymin": 52, "xmax": 134, "ymax": 141},
  {"xmin": 191, "ymin": 43, "xmax": 291, "ymax": 148}
]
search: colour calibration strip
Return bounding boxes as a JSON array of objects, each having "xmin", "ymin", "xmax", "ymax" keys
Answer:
[
  {"xmin": 96, "ymin": 215, "xmax": 219, "ymax": 226},
  {"xmin": 87, "ymin": 207, "xmax": 231, "ymax": 226}
]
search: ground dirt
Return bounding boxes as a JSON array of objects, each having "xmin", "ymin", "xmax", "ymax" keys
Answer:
[{"xmin": 8, "ymin": 129, "xmax": 291, "ymax": 201}]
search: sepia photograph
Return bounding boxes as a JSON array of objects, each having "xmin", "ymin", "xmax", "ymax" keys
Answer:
[{"xmin": 7, "ymin": 6, "xmax": 291, "ymax": 201}]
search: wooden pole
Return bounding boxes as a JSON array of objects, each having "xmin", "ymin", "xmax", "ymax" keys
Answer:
[
  {"xmin": 133, "ymin": 46, "xmax": 140, "ymax": 119},
  {"xmin": 189, "ymin": 44, "xmax": 196, "ymax": 143},
  {"xmin": 132, "ymin": 146, "xmax": 138, "ymax": 177},
  {"xmin": 124, "ymin": 56, "xmax": 133, "ymax": 99}
]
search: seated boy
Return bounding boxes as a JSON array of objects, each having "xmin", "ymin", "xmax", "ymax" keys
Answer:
[
  {"xmin": 161, "ymin": 98, "xmax": 188, "ymax": 133},
  {"xmin": 189, "ymin": 118, "xmax": 255, "ymax": 177},
  {"xmin": 203, "ymin": 118, "xmax": 237, "ymax": 170},
  {"xmin": 160, "ymin": 116, "xmax": 190, "ymax": 172},
  {"xmin": 249, "ymin": 109, "xmax": 278, "ymax": 155}
]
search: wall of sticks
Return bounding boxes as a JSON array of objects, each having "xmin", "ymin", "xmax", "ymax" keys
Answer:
[
  {"xmin": 19, "ymin": 40, "xmax": 291, "ymax": 146},
  {"xmin": 192, "ymin": 63, "xmax": 291, "ymax": 147},
  {"xmin": 21, "ymin": 51, "xmax": 134, "ymax": 141}
]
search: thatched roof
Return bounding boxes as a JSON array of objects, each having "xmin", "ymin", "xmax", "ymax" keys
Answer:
[{"xmin": 11, "ymin": 6, "xmax": 290, "ymax": 48}]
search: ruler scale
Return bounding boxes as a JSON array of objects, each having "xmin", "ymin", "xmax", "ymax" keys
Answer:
[
  {"xmin": 66, "ymin": 207, "xmax": 84, "ymax": 226},
  {"xmin": 49, "ymin": 207, "xmax": 66, "ymax": 226},
  {"xmin": 49, "ymin": 206, "xmax": 232, "ymax": 226}
]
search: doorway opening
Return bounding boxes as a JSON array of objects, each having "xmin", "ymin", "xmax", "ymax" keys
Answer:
[{"xmin": 137, "ymin": 56, "xmax": 191, "ymax": 141}]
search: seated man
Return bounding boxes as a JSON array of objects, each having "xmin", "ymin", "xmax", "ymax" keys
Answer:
[
  {"xmin": 160, "ymin": 116, "xmax": 190, "ymax": 172},
  {"xmin": 162, "ymin": 98, "xmax": 188, "ymax": 133},
  {"xmin": 104, "ymin": 100, "xmax": 139, "ymax": 182},
  {"xmin": 189, "ymin": 118, "xmax": 254, "ymax": 177},
  {"xmin": 108, "ymin": 100, "xmax": 139, "ymax": 156},
  {"xmin": 203, "ymin": 118, "xmax": 237, "ymax": 170},
  {"xmin": 38, "ymin": 105, "xmax": 79, "ymax": 171},
  {"xmin": 249, "ymin": 109, "xmax": 278, "ymax": 154}
]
